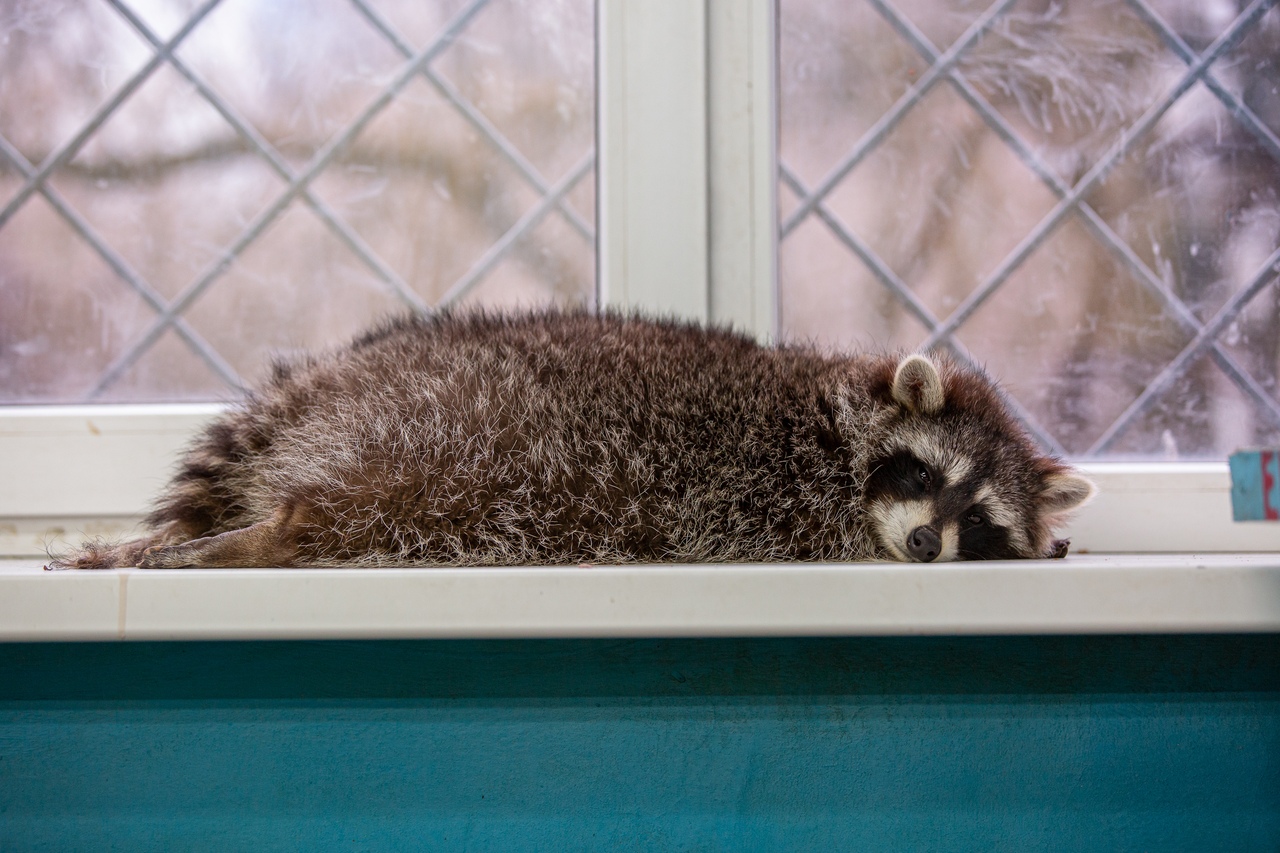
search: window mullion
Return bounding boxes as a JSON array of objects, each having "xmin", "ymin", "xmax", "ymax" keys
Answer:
[
  {"xmin": 597, "ymin": 0, "xmax": 709, "ymax": 320},
  {"xmin": 707, "ymin": 0, "xmax": 778, "ymax": 341},
  {"xmin": 597, "ymin": 0, "xmax": 778, "ymax": 339}
]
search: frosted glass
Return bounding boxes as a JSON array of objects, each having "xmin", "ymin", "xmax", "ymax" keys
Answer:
[
  {"xmin": 779, "ymin": 0, "xmax": 1280, "ymax": 459},
  {"xmin": 0, "ymin": 0, "xmax": 595, "ymax": 403}
]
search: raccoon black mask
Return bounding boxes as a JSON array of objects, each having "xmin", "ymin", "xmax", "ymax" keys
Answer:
[{"xmin": 51, "ymin": 310, "xmax": 1094, "ymax": 569}]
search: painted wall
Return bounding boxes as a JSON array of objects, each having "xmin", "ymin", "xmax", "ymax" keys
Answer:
[{"xmin": 2, "ymin": 635, "xmax": 1278, "ymax": 851}]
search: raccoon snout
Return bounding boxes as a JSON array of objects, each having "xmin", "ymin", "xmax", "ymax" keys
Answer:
[{"xmin": 906, "ymin": 525, "xmax": 941, "ymax": 562}]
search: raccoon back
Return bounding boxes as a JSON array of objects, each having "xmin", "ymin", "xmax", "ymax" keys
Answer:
[{"xmin": 152, "ymin": 311, "xmax": 882, "ymax": 566}]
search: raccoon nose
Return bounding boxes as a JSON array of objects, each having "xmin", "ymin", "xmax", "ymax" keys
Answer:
[{"xmin": 906, "ymin": 525, "xmax": 941, "ymax": 562}]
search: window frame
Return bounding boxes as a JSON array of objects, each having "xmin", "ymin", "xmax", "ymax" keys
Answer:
[{"xmin": 2, "ymin": 0, "xmax": 1277, "ymax": 558}]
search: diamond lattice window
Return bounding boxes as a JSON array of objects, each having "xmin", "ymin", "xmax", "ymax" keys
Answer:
[
  {"xmin": 0, "ymin": 0, "xmax": 595, "ymax": 403},
  {"xmin": 780, "ymin": 0, "xmax": 1280, "ymax": 459}
]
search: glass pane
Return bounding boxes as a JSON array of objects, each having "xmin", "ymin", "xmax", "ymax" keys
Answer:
[
  {"xmin": 0, "ymin": 0, "xmax": 596, "ymax": 403},
  {"xmin": 778, "ymin": 0, "xmax": 1280, "ymax": 459}
]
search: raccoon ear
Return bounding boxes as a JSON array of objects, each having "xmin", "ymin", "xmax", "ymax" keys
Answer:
[
  {"xmin": 892, "ymin": 354, "xmax": 945, "ymax": 415},
  {"xmin": 1039, "ymin": 470, "xmax": 1096, "ymax": 515}
]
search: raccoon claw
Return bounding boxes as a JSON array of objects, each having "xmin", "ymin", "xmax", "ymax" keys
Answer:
[{"xmin": 1048, "ymin": 538, "xmax": 1071, "ymax": 559}]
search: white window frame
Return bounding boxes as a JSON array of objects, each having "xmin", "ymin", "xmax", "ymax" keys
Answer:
[{"xmin": 2, "ymin": 0, "xmax": 1277, "ymax": 558}]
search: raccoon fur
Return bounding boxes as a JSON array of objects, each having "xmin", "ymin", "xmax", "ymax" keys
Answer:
[{"xmin": 51, "ymin": 310, "xmax": 1094, "ymax": 569}]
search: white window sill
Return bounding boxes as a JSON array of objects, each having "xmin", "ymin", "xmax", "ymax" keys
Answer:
[{"xmin": 3, "ymin": 554, "xmax": 1278, "ymax": 642}]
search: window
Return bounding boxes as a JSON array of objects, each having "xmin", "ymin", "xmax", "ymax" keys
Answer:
[
  {"xmin": 0, "ymin": 0, "xmax": 595, "ymax": 403},
  {"xmin": 3, "ymin": 0, "xmax": 1279, "ymax": 557},
  {"xmin": 779, "ymin": 0, "xmax": 1280, "ymax": 461}
]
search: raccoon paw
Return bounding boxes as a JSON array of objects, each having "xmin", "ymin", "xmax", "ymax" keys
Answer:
[
  {"xmin": 138, "ymin": 544, "xmax": 196, "ymax": 570},
  {"xmin": 1047, "ymin": 538, "xmax": 1071, "ymax": 559}
]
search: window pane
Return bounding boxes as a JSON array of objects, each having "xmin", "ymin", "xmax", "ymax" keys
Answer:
[
  {"xmin": 0, "ymin": 0, "xmax": 596, "ymax": 403},
  {"xmin": 778, "ymin": 0, "xmax": 1280, "ymax": 459}
]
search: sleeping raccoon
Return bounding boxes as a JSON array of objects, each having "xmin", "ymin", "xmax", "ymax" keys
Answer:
[{"xmin": 51, "ymin": 310, "xmax": 1094, "ymax": 569}]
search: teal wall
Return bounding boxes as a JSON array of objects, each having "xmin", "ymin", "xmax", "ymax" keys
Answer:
[{"xmin": 2, "ymin": 636, "xmax": 1278, "ymax": 851}]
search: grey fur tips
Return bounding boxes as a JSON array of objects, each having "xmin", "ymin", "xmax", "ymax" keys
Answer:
[
  {"xmin": 50, "ymin": 311, "xmax": 1103, "ymax": 567},
  {"xmin": 892, "ymin": 354, "xmax": 945, "ymax": 415}
]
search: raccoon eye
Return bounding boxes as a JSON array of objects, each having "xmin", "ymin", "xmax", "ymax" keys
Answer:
[
  {"xmin": 916, "ymin": 465, "xmax": 931, "ymax": 489},
  {"xmin": 964, "ymin": 510, "xmax": 985, "ymax": 527}
]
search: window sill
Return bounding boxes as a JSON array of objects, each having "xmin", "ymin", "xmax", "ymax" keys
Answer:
[{"xmin": 3, "ymin": 554, "xmax": 1278, "ymax": 642}]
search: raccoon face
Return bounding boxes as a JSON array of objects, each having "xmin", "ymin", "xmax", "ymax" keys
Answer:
[
  {"xmin": 864, "ymin": 446, "xmax": 1029, "ymax": 561},
  {"xmin": 863, "ymin": 354, "xmax": 1095, "ymax": 562}
]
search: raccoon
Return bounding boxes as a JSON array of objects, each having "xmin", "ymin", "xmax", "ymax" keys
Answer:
[{"xmin": 51, "ymin": 309, "xmax": 1094, "ymax": 569}]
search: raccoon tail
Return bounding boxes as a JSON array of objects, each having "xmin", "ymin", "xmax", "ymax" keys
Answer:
[{"xmin": 47, "ymin": 417, "xmax": 258, "ymax": 571}]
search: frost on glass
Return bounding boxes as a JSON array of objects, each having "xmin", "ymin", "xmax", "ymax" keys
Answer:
[
  {"xmin": 779, "ymin": 0, "xmax": 1280, "ymax": 459},
  {"xmin": 0, "ymin": 0, "xmax": 595, "ymax": 403}
]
